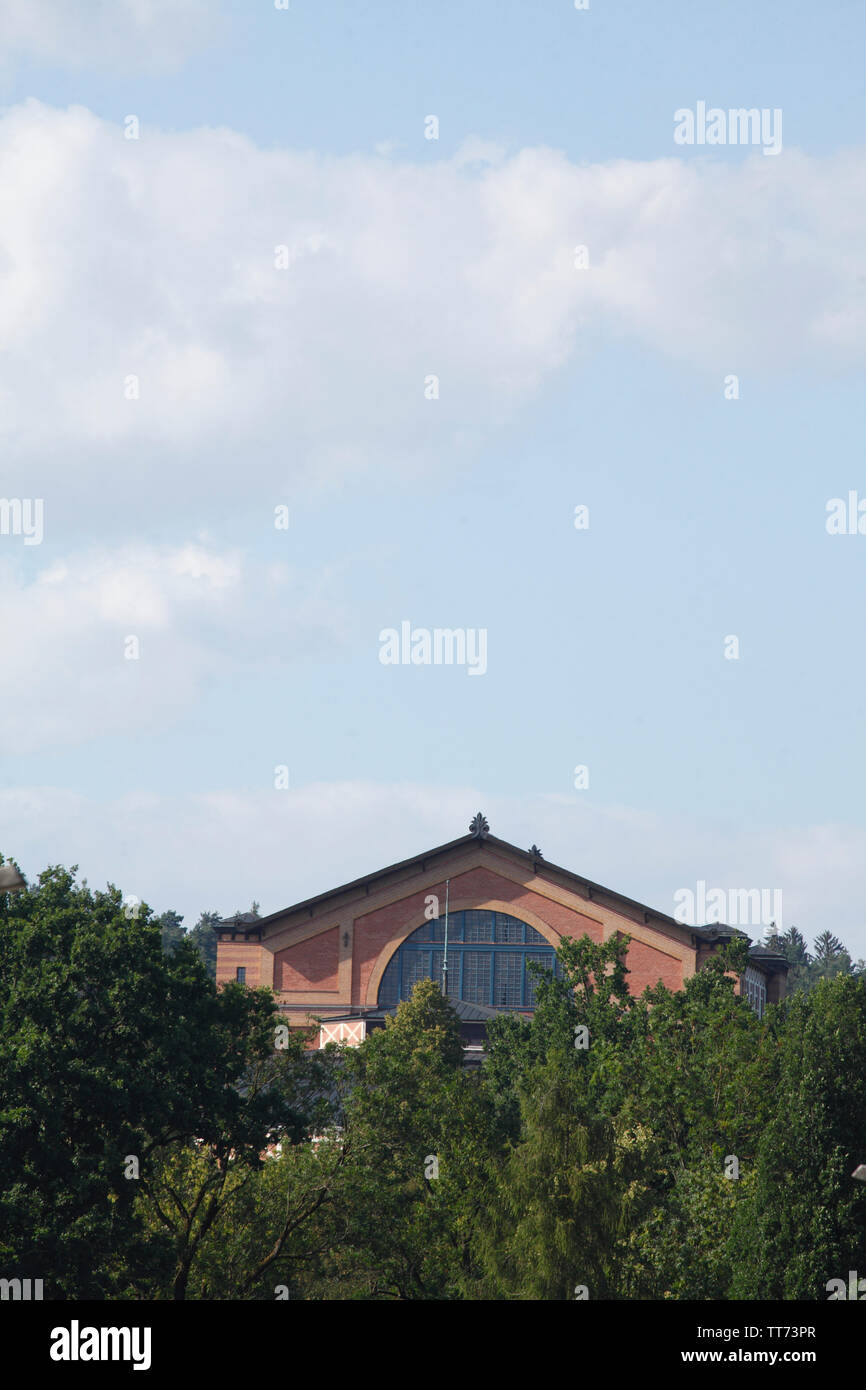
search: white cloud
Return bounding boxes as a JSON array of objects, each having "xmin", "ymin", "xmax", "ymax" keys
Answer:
[
  {"xmin": 1, "ymin": 781, "xmax": 863, "ymax": 957},
  {"xmin": 0, "ymin": 541, "xmax": 340, "ymax": 751},
  {"xmin": 0, "ymin": 0, "xmax": 222, "ymax": 70},
  {"xmin": 1, "ymin": 102, "xmax": 865, "ymax": 525}
]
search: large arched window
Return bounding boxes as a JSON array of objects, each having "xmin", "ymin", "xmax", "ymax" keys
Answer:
[{"xmin": 377, "ymin": 909, "xmax": 558, "ymax": 1011}]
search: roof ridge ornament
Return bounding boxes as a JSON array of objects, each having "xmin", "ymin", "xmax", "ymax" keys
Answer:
[{"xmin": 469, "ymin": 812, "xmax": 490, "ymax": 840}]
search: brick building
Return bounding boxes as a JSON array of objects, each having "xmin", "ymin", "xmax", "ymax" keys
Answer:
[{"xmin": 215, "ymin": 813, "xmax": 787, "ymax": 1043}]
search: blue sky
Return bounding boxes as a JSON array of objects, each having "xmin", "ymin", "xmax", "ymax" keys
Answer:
[{"xmin": 1, "ymin": 0, "xmax": 865, "ymax": 955}]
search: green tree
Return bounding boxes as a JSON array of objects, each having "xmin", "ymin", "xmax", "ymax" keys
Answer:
[
  {"xmin": 482, "ymin": 933, "xmax": 767, "ymax": 1301},
  {"xmin": 185, "ymin": 909, "xmax": 221, "ymax": 980},
  {"xmin": 0, "ymin": 862, "xmax": 300, "ymax": 1299},
  {"xmin": 483, "ymin": 932, "xmax": 636, "ymax": 1122},
  {"xmin": 810, "ymin": 930, "xmax": 854, "ymax": 985},
  {"xmin": 132, "ymin": 1028, "xmax": 337, "ymax": 1299},
  {"xmin": 477, "ymin": 934, "xmax": 647, "ymax": 1300},
  {"xmin": 623, "ymin": 937, "xmax": 761, "ymax": 1166},
  {"xmin": 621, "ymin": 1161, "xmax": 757, "ymax": 1301},
  {"xmin": 777, "ymin": 926, "xmax": 813, "ymax": 994},
  {"xmin": 729, "ymin": 974, "xmax": 866, "ymax": 1299},
  {"xmin": 296, "ymin": 980, "xmax": 499, "ymax": 1300},
  {"xmin": 478, "ymin": 1047, "xmax": 652, "ymax": 1300},
  {"xmin": 178, "ymin": 1128, "xmax": 352, "ymax": 1300},
  {"xmin": 613, "ymin": 937, "xmax": 768, "ymax": 1298},
  {"xmin": 156, "ymin": 908, "xmax": 185, "ymax": 954}
]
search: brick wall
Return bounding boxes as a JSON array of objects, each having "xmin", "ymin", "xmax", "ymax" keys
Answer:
[
  {"xmin": 348, "ymin": 864, "xmax": 683, "ymax": 1005},
  {"xmin": 225, "ymin": 847, "xmax": 779, "ymax": 1013},
  {"xmin": 215, "ymin": 939, "xmax": 265, "ymax": 988},
  {"xmin": 621, "ymin": 934, "xmax": 683, "ymax": 994},
  {"xmin": 275, "ymin": 926, "xmax": 340, "ymax": 991}
]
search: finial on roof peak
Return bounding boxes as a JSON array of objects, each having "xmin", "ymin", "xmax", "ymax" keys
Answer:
[{"xmin": 469, "ymin": 812, "xmax": 490, "ymax": 839}]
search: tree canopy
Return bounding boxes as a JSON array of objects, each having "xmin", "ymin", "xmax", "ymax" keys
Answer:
[{"xmin": 3, "ymin": 855, "xmax": 865, "ymax": 1301}]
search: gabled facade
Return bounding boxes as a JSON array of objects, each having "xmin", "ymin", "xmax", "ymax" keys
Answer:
[{"xmin": 214, "ymin": 814, "xmax": 788, "ymax": 1028}]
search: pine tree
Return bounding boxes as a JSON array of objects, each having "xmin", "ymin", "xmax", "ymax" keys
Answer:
[
  {"xmin": 186, "ymin": 910, "xmax": 221, "ymax": 980},
  {"xmin": 156, "ymin": 908, "xmax": 185, "ymax": 954},
  {"xmin": 811, "ymin": 930, "xmax": 853, "ymax": 985},
  {"xmin": 779, "ymin": 926, "xmax": 813, "ymax": 994}
]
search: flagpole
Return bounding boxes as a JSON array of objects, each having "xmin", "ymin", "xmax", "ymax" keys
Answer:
[{"xmin": 442, "ymin": 878, "xmax": 450, "ymax": 998}]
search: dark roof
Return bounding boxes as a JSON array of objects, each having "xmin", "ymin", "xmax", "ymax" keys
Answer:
[
  {"xmin": 311, "ymin": 1007, "xmax": 390, "ymax": 1025},
  {"xmin": 222, "ymin": 828, "xmax": 707, "ymax": 937},
  {"xmin": 451, "ymin": 998, "xmax": 511, "ymax": 1022},
  {"xmin": 746, "ymin": 944, "xmax": 789, "ymax": 972},
  {"xmin": 215, "ymin": 820, "xmax": 785, "ymax": 974},
  {"xmin": 308, "ymin": 998, "xmax": 506, "ymax": 1026},
  {"xmin": 247, "ymin": 829, "xmax": 505, "ymax": 928}
]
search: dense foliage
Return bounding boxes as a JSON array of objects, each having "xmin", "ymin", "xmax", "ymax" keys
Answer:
[
  {"xmin": 764, "ymin": 924, "xmax": 866, "ymax": 993},
  {"xmin": 2, "ymin": 858, "xmax": 865, "ymax": 1299}
]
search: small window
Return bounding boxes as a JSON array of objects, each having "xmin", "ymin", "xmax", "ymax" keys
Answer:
[
  {"xmin": 236, "ymin": 967, "xmax": 246, "ymax": 983},
  {"xmin": 744, "ymin": 966, "xmax": 766, "ymax": 1019}
]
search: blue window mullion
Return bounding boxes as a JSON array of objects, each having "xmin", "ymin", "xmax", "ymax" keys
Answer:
[{"xmin": 383, "ymin": 910, "xmax": 555, "ymax": 1012}]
